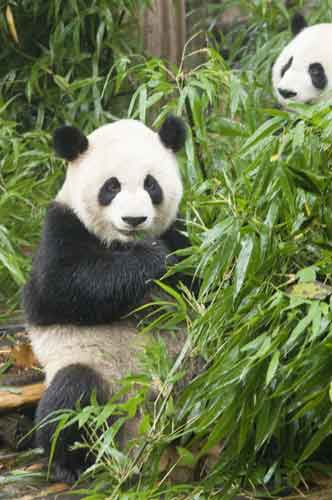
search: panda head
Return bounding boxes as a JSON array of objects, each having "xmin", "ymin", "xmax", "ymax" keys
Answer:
[
  {"xmin": 54, "ymin": 116, "xmax": 186, "ymax": 244},
  {"xmin": 272, "ymin": 14, "xmax": 332, "ymax": 106}
]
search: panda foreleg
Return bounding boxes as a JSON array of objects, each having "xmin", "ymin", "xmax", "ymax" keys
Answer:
[{"xmin": 35, "ymin": 363, "xmax": 109, "ymax": 483}]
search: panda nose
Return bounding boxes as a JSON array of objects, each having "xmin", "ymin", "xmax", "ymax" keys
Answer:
[
  {"xmin": 278, "ymin": 88, "xmax": 297, "ymax": 99},
  {"xmin": 122, "ymin": 216, "xmax": 147, "ymax": 227}
]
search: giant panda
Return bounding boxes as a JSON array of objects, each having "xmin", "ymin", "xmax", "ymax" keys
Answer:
[
  {"xmin": 272, "ymin": 13, "xmax": 332, "ymax": 107},
  {"xmin": 23, "ymin": 116, "xmax": 201, "ymax": 483}
]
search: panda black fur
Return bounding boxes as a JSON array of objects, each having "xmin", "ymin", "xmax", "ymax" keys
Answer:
[
  {"xmin": 23, "ymin": 116, "xmax": 200, "ymax": 483},
  {"xmin": 272, "ymin": 13, "xmax": 332, "ymax": 106}
]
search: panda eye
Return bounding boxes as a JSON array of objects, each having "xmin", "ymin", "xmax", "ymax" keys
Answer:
[
  {"xmin": 98, "ymin": 177, "xmax": 121, "ymax": 206},
  {"xmin": 281, "ymin": 56, "xmax": 293, "ymax": 78},
  {"xmin": 309, "ymin": 63, "xmax": 327, "ymax": 90},
  {"xmin": 144, "ymin": 174, "xmax": 163, "ymax": 205},
  {"xmin": 310, "ymin": 66, "xmax": 320, "ymax": 75},
  {"xmin": 145, "ymin": 175, "xmax": 156, "ymax": 190},
  {"xmin": 106, "ymin": 177, "xmax": 121, "ymax": 191}
]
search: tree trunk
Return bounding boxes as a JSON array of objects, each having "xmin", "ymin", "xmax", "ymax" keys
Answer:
[{"xmin": 141, "ymin": 0, "xmax": 186, "ymax": 66}]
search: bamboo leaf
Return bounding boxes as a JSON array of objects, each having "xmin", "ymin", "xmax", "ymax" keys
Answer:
[
  {"xmin": 265, "ymin": 350, "xmax": 280, "ymax": 386},
  {"xmin": 234, "ymin": 235, "xmax": 254, "ymax": 298}
]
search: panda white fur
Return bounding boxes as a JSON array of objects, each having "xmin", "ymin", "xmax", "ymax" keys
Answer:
[
  {"xmin": 23, "ymin": 116, "xmax": 200, "ymax": 483},
  {"xmin": 272, "ymin": 13, "xmax": 332, "ymax": 106}
]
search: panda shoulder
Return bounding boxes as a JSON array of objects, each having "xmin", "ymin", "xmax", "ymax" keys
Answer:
[{"xmin": 42, "ymin": 202, "xmax": 92, "ymax": 248}]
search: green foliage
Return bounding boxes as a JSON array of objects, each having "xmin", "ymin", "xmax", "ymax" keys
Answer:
[{"xmin": 3, "ymin": 0, "xmax": 332, "ymax": 497}]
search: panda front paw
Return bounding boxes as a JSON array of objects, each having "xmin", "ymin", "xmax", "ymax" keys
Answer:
[
  {"xmin": 134, "ymin": 238, "xmax": 177, "ymax": 281},
  {"xmin": 165, "ymin": 252, "xmax": 178, "ymax": 267},
  {"xmin": 148, "ymin": 240, "xmax": 176, "ymax": 275}
]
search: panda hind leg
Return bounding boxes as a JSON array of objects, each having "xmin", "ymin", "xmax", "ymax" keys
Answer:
[{"xmin": 35, "ymin": 363, "xmax": 109, "ymax": 483}]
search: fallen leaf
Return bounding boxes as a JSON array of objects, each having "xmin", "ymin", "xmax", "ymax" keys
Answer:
[
  {"xmin": 10, "ymin": 343, "xmax": 39, "ymax": 369},
  {"xmin": 24, "ymin": 463, "xmax": 45, "ymax": 472},
  {"xmin": 289, "ymin": 281, "xmax": 332, "ymax": 300},
  {"xmin": 5, "ymin": 5, "xmax": 19, "ymax": 44},
  {"xmin": 21, "ymin": 483, "xmax": 69, "ymax": 500},
  {"xmin": 0, "ymin": 455, "xmax": 16, "ymax": 471}
]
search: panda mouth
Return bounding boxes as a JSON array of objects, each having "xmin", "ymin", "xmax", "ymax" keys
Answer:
[
  {"xmin": 117, "ymin": 228, "xmax": 146, "ymax": 237},
  {"xmin": 118, "ymin": 229, "xmax": 136, "ymax": 235},
  {"xmin": 116, "ymin": 229, "xmax": 147, "ymax": 242}
]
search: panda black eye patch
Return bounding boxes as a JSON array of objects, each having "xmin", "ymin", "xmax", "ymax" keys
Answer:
[
  {"xmin": 280, "ymin": 56, "xmax": 293, "ymax": 78},
  {"xmin": 98, "ymin": 177, "xmax": 121, "ymax": 206},
  {"xmin": 144, "ymin": 175, "xmax": 163, "ymax": 205},
  {"xmin": 309, "ymin": 63, "xmax": 327, "ymax": 90}
]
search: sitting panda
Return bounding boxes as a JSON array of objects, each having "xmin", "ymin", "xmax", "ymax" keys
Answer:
[
  {"xmin": 23, "ymin": 116, "xmax": 200, "ymax": 483},
  {"xmin": 272, "ymin": 13, "xmax": 332, "ymax": 106}
]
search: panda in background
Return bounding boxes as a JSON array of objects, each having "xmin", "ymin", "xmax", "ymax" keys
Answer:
[
  {"xmin": 23, "ymin": 116, "xmax": 201, "ymax": 483},
  {"xmin": 272, "ymin": 13, "xmax": 332, "ymax": 107}
]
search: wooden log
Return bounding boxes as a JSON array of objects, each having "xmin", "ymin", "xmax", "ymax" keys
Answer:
[
  {"xmin": 0, "ymin": 383, "xmax": 44, "ymax": 411},
  {"xmin": 1, "ymin": 371, "xmax": 45, "ymax": 387}
]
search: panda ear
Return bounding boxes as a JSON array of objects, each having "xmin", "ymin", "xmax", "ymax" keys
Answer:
[
  {"xmin": 291, "ymin": 13, "xmax": 307, "ymax": 36},
  {"xmin": 158, "ymin": 115, "xmax": 186, "ymax": 152},
  {"xmin": 53, "ymin": 126, "xmax": 89, "ymax": 161}
]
